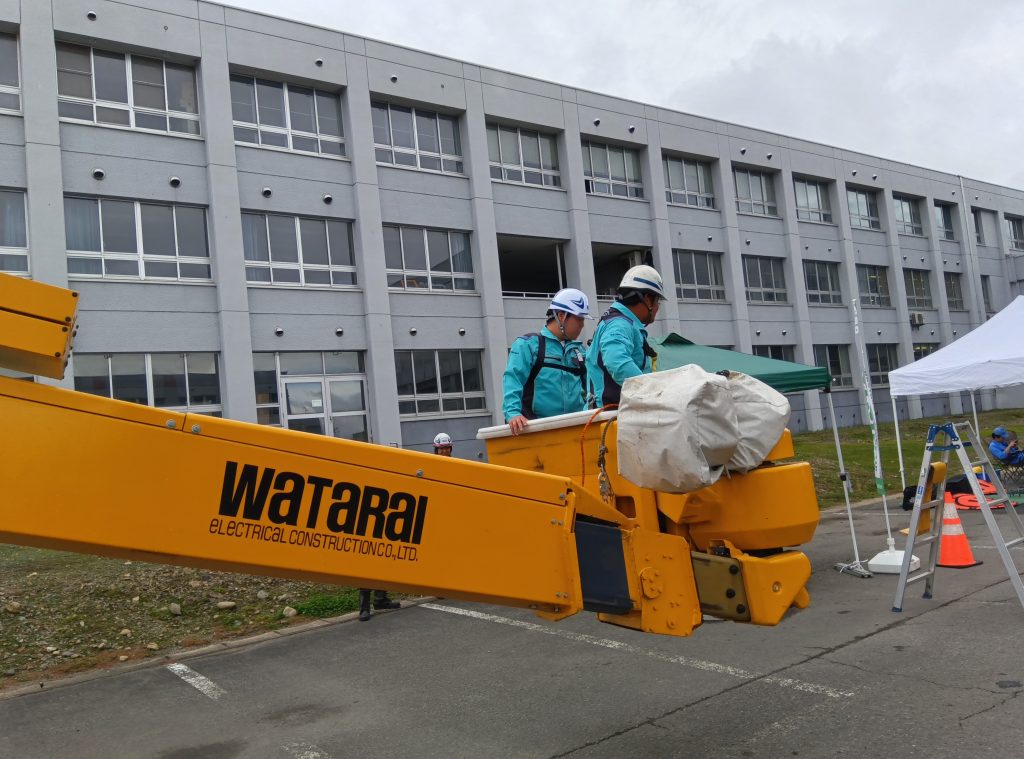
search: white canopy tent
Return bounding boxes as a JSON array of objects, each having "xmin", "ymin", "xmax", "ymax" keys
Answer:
[{"xmin": 888, "ymin": 295, "xmax": 1024, "ymax": 485}]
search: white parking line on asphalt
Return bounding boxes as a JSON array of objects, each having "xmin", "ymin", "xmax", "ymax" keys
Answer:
[
  {"xmin": 165, "ymin": 663, "xmax": 227, "ymax": 700},
  {"xmin": 282, "ymin": 742, "xmax": 333, "ymax": 759},
  {"xmin": 423, "ymin": 603, "xmax": 854, "ymax": 700}
]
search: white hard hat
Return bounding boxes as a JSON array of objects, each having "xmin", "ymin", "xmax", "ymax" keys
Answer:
[
  {"xmin": 619, "ymin": 265, "xmax": 665, "ymax": 300},
  {"xmin": 433, "ymin": 432, "xmax": 453, "ymax": 448},
  {"xmin": 548, "ymin": 288, "xmax": 592, "ymax": 318}
]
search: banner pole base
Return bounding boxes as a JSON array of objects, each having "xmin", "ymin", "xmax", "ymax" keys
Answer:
[
  {"xmin": 834, "ymin": 561, "xmax": 873, "ymax": 579},
  {"xmin": 868, "ymin": 537, "xmax": 919, "ymax": 574}
]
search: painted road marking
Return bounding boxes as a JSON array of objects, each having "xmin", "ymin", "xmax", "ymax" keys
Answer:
[
  {"xmin": 423, "ymin": 603, "xmax": 853, "ymax": 699},
  {"xmin": 282, "ymin": 742, "xmax": 333, "ymax": 759},
  {"xmin": 165, "ymin": 663, "xmax": 227, "ymax": 700}
]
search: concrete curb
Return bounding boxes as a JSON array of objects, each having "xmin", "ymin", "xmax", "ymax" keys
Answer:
[{"xmin": 0, "ymin": 596, "xmax": 437, "ymax": 701}]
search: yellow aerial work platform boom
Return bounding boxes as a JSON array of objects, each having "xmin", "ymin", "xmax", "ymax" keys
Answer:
[{"xmin": 0, "ymin": 274, "xmax": 819, "ymax": 638}]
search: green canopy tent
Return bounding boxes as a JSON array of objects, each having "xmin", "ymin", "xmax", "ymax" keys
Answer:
[{"xmin": 650, "ymin": 333, "xmax": 868, "ymax": 577}]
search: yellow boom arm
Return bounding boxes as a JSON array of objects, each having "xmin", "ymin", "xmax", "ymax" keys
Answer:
[{"xmin": 0, "ymin": 274, "xmax": 819, "ymax": 637}]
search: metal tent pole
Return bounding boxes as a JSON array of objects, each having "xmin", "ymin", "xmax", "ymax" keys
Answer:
[
  {"xmin": 892, "ymin": 395, "xmax": 906, "ymax": 490},
  {"xmin": 970, "ymin": 391, "xmax": 980, "ymax": 437}
]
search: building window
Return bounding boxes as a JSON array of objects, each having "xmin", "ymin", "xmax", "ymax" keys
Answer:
[
  {"xmin": 903, "ymin": 269, "xmax": 933, "ymax": 309},
  {"xmin": 981, "ymin": 275, "xmax": 994, "ymax": 315},
  {"xmin": 893, "ymin": 195, "xmax": 923, "ymax": 235},
  {"xmin": 934, "ymin": 204, "xmax": 955, "ymax": 241},
  {"xmin": 663, "ymin": 155, "xmax": 714, "ymax": 208},
  {"xmin": 743, "ymin": 255, "xmax": 787, "ymax": 303},
  {"xmin": 847, "ymin": 188, "xmax": 881, "ymax": 230},
  {"xmin": 241, "ymin": 212, "xmax": 356, "ymax": 287},
  {"xmin": 372, "ymin": 101, "xmax": 462, "ymax": 174},
  {"xmin": 64, "ymin": 197, "xmax": 210, "ymax": 280},
  {"xmin": 1006, "ymin": 216, "xmax": 1024, "ymax": 251},
  {"xmin": 230, "ymin": 75, "xmax": 344, "ymax": 158},
  {"xmin": 813, "ymin": 344, "xmax": 853, "ymax": 387},
  {"xmin": 734, "ymin": 168, "xmax": 777, "ymax": 216},
  {"xmin": 384, "ymin": 225, "xmax": 474, "ymax": 291},
  {"xmin": 0, "ymin": 33, "xmax": 20, "ymax": 111},
  {"xmin": 394, "ymin": 350, "xmax": 486, "ymax": 417},
  {"xmin": 752, "ymin": 345, "xmax": 795, "ymax": 362},
  {"xmin": 913, "ymin": 343, "xmax": 939, "ymax": 361},
  {"xmin": 972, "ymin": 208, "xmax": 985, "ymax": 245},
  {"xmin": 252, "ymin": 351, "xmax": 368, "ymax": 440},
  {"xmin": 803, "ymin": 260, "xmax": 842, "ymax": 305},
  {"xmin": 486, "ymin": 124, "xmax": 560, "ymax": 187},
  {"xmin": 73, "ymin": 352, "xmax": 221, "ymax": 414},
  {"xmin": 582, "ymin": 141, "xmax": 643, "ymax": 198},
  {"xmin": 794, "ymin": 179, "xmax": 832, "ymax": 223},
  {"xmin": 944, "ymin": 272, "xmax": 965, "ymax": 311},
  {"xmin": 56, "ymin": 43, "xmax": 199, "ymax": 135},
  {"xmin": 866, "ymin": 344, "xmax": 898, "ymax": 386},
  {"xmin": 672, "ymin": 250, "xmax": 725, "ymax": 301},
  {"xmin": 0, "ymin": 189, "xmax": 28, "ymax": 275},
  {"xmin": 856, "ymin": 264, "xmax": 891, "ymax": 307}
]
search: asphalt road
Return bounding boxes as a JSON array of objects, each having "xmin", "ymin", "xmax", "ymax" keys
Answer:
[{"xmin": 2, "ymin": 501, "xmax": 1024, "ymax": 759}]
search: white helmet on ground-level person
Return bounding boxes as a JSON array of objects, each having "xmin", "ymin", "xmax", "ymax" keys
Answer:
[
  {"xmin": 618, "ymin": 265, "xmax": 666, "ymax": 300},
  {"xmin": 433, "ymin": 432, "xmax": 453, "ymax": 448},
  {"xmin": 548, "ymin": 288, "xmax": 592, "ymax": 319}
]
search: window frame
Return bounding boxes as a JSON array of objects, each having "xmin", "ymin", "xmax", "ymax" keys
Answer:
[
  {"xmin": 734, "ymin": 168, "xmax": 778, "ymax": 217},
  {"xmin": 903, "ymin": 268, "xmax": 933, "ymax": 309},
  {"xmin": 742, "ymin": 255, "xmax": 787, "ymax": 303},
  {"xmin": 662, "ymin": 154, "xmax": 715, "ymax": 208},
  {"xmin": 943, "ymin": 271, "xmax": 966, "ymax": 311},
  {"xmin": 56, "ymin": 43, "xmax": 200, "ymax": 137},
  {"xmin": 394, "ymin": 349, "xmax": 487, "ymax": 418},
  {"xmin": 972, "ymin": 208, "xmax": 985, "ymax": 245},
  {"xmin": 794, "ymin": 178, "xmax": 833, "ymax": 223},
  {"xmin": 486, "ymin": 123, "xmax": 560, "ymax": 188},
  {"xmin": 672, "ymin": 249, "xmax": 726, "ymax": 302},
  {"xmin": 0, "ymin": 32, "xmax": 22, "ymax": 113},
  {"xmin": 582, "ymin": 140, "xmax": 644, "ymax": 199},
  {"xmin": 913, "ymin": 343, "xmax": 940, "ymax": 361},
  {"xmin": 372, "ymin": 101, "xmax": 463, "ymax": 175},
  {"xmin": 1006, "ymin": 216, "xmax": 1024, "ymax": 251},
  {"xmin": 230, "ymin": 74, "xmax": 345, "ymax": 159},
  {"xmin": 73, "ymin": 352, "xmax": 222, "ymax": 414},
  {"xmin": 866, "ymin": 343, "xmax": 899, "ymax": 386},
  {"xmin": 934, "ymin": 203, "xmax": 955, "ymax": 241},
  {"xmin": 241, "ymin": 211, "xmax": 358, "ymax": 289},
  {"xmin": 981, "ymin": 275, "xmax": 994, "ymax": 315},
  {"xmin": 383, "ymin": 224, "xmax": 475, "ymax": 292},
  {"xmin": 813, "ymin": 344, "xmax": 853, "ymax": 388},
  {"xmin": 847, "ymin": 188, "xmax": 881, "ymax": 230},
  {"xmin": 752, "ymin": 345, "xmax": 795, "ymax": 362},
  {"xmin": 856, "ymin": 264, "xmax": 892, "ymax": 308},
  {"xmin": 0, "ymin": 188, "xmax": 29, "ymax": 276},
  {"xmin": 893, "ymin": 195, "xmax": 923, "ymax": 236},
  {"xmin": 64, "ymin": 196, "xmax": 212, "ymax": 281},
  {"xmin": 803, "ymin": 259, "xmax": 843, "ymax": 305}
]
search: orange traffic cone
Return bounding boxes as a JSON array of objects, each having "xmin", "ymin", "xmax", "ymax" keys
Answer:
[{"xmin": 937, "ymin": 502, "xmax": 982, "ymax": 569}]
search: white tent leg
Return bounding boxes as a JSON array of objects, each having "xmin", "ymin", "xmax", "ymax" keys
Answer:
[
  {"xmin": 826, "ymin": 392, "xmax": 871, "ymax": 578},
  {"xmin": 892, "ymin": 396, "xmax": 906, "ymax": 490},
  {"xmin": 970, "ymin": 391, "xmax": 980, "ymax": 437}
]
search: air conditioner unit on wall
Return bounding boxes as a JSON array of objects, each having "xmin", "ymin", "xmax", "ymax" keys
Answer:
[
  {"xmin": 910, "ymin": 313, "xmax": 925, "ymax": 327},
  {"xmin": 624, "ymin": 249, "xmax": 651, "ymax": 269}
]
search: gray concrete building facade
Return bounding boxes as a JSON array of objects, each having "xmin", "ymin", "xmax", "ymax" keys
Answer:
[{"xmin": 3, "ymin": 0, "xmax": 1023, "ymax": 459}]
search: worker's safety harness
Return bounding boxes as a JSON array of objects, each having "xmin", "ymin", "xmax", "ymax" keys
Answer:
[
  {"xmin": 592, "ymin": 308, "xmax": 658, "ymax": 407},
  {"xmin": 519, "ymin": 333, "xmax": 586, "ymax": 420}
]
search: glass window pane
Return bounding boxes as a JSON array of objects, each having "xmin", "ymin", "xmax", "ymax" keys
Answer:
[
  {"xmin": 329, "ymin": 379, "xmax": 364, "ymax": 412},
  {"xmin": 131, "ymin": 57, "xmax": 166, "ymax": 110},
  {"xmin": 451, "ymin": 233, "xmax": 472, "ymax": 273},
  {"xmin": 324, "ymin": 351, "xmax": 362, "ymax": 374},
  {"xmin": 104, "ymin": 259, "xmax": 138, "ymax": 276},
  {"xmin": 401, "ymin": 227, "xmax": 427, "ymax": 270},
  {"xmin": 187, "ymin": 353, "xmax": 220, "ymax": 405},
  {"xmin": 286, "ymin": 381, "xmax": 323, "ymax": 415},
  {"xmin": 389, "ymin": 106, "xmax": 414, "ymax": 148},
  {"xmin": 175, "ymin": 207, "xmax": 208, "ymax": 258},
  {"xmin": 74, "ymin": 354, "xmax": 111, "ymax": 397},
  {"xmin": 438, "ymin": 116, "xmax": 460, "ymax": 156},
  {"xmin": 371, "ymin": 102, "xmax": 391, "ymax": 145},
  {"xmin": 96, "ymin": 106, "xmax": 130, "ymax": 125},
  {"xmin": 383, "ymin": 226, "xmax": 404, "ymax": 269},
  {"xmin": 58, "ymin": 100, "xmax": 92, "ymax": 120},
  {"xmin": 437, "ymin": 351, "xmax": 462, "ymax": 393},
  {"xmin": 413, "ymin": 351, "xmax": 437, "ymax": 395},
  {"xmin": 540, "ymin": 134, "xmax": 558, "ymax": 171},
  {"xmin": 151, "ymin": 353, "xmax": 187, "ymax": 407},
  {"xmin": 101, "ymin": 200, "xmax": 137, "ymax": 253},
  {"xmin": 241, "ymin": 213, "xmax": 269, "ymax": 262},
  {"xmin": 256, "ymin": 79, "xmax": 286, "ymax": 127},
  {"xmin": 427, "ymin": 230, "xmax": 451, "ymax": 272},
  {"xmin": 461, "ymin": 351, "xmax": 483, "ymax": 392},
  {"xmin": 67, "ymin": 257, "xmax": 103, "ymax": 275},
  {"xmin": 498, "ymin": 127, "xmax": 520, "ymax": 166},
  {"xmin": 288, "ymin": 85, "xmax": 316, "ymax": 133},
  {"xmin": 279, "ymin": 352, "xmax": 323, "ymax": 375},
  {"xmin": 299, "ymin": 218, "xmax": 329, "ymax": 265},
  {"xmin": 416, "ymin": 111, "xmax": 440, "ymax": 153},
  {"xmin": 667, "ymin": 158, "xmax": 684, "ymax": 190},
  {"xmin": 315, "ymin": 91, "xmax": 342, "ymax": 137},
  {"xmin": 259, "ymin": 129, "xmax": 287, "ymax": 147},
  {"xmin": 165, "ymin": 63, "xmax": 197, "ymax": 114},
  {"xmin": 267, "ymin": 215, "xmax": 298, "ymax": 262},
  {"xmin": 111, "ymin": 354, "xmax": 148, "ymax": 404},
  {"xmin": 332, "ymin": 414, "xmax": 367, "ymax": 442},
  {"xmin": 520, "ymin": 131, "xmax": 541, "ymax": 169},
  {"xmin": 140, "ymin": 204, "xmax": 175, "ymax": 256},
  {"xmin": 56, "ymin": 43, "xmax": 92, "ymax": 98},
  {"xmin": 93, "ymin": 50, "xmax": 128, "ymax": 103},
  {"xmin": 135, "ymin": 111, "xmax": 167, "ymax": 130},
  {"xmin": 625, "ymin": 150, "xmax": 642, "ymax": 183},
  {"xmin": 0, "ymin": 34, "xmax": 18, "ymax": 88},
  {"xmin": 486, "ymin": 125, "xmax": 500, "ymax": 163},
  {"xmin": 327, "ymin": 221, "xmax": 353, "ymax": 267},
  {"xmin": 230, "ymin": 76, "xmax": 257, "ymax": 123},
  {"xmin": 271, "ymin": 266, "xmax": 300, "ymax": 284},
  {"xmin": 0, "ymin": 191, "xmax": 26, "ymax": 248},
  {"xmin": 394, "ymin": 351, "xmax": 414, "ymax": 396},
  {"xmin": 253, "ymin": 353, "xmax": 278, "ymax": 404},
  {"xmin": 144, "ymin": 260, "xmax": 177, "ymax": 278},
  {"xmin": 592, "ymin": 145, "xmax": 609, "ymax": 179}
]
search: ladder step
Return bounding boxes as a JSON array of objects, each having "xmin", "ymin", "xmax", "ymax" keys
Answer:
[
  {"xmin": 911, "ymin": 535, "xmax": 939, "ymax": 547},
  {"xmin": 1005, "ymin": 537, "xmax": 1024, "ymax": 549},
  {"xmin": 906, "ymin": 571, "xmax": 935, "ymax": 586}
]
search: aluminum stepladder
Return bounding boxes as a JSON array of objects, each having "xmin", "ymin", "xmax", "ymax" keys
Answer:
[{"xmin": 893, "ymin": 422, "xmax": 1024, "ymax": 612}]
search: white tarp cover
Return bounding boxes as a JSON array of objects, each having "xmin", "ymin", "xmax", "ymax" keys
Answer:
[
  {"xmin": 721, "ymin": 370, "xmax": 792, "ymax": 473},
  {"xmin": 889, "ymin": 295, "xmax": 1024, "ymax": 397}
]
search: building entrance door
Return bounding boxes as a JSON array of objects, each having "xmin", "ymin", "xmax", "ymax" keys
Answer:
[{"xmin": 281, "ymin": 376, "xmax": 368, "ymax": 441}]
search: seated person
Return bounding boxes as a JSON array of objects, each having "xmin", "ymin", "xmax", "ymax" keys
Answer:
[{"xmin": 989, "ymin": 426, "xmax": 1024, "ymax": 466}]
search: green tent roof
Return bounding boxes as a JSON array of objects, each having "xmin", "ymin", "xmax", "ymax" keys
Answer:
[{"xmin": 650, "ymin": 333, "xmax": 831, "ymax": 394}]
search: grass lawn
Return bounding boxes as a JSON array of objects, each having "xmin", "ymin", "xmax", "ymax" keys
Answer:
[{"xmin": 792, "ymin": 406, "xmax": 1024, "ymax": 508}]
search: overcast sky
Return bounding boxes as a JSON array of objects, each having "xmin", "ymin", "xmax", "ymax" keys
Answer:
[{"xmin": 222, "ymin": 0, "xmax": 1023, "ymax": 189}]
